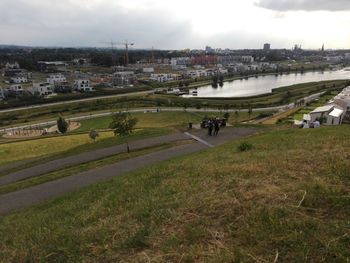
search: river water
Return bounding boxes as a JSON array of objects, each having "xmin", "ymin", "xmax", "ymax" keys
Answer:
[{"xmin": 184, "ymin": 68, "xmax": 350, "ymax": 98}]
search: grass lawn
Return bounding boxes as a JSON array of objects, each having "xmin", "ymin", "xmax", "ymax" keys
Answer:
[
  {"xmin": 76, "ymin": 111, "xmax": 264, "ymax": 133},
  {"xmin": 0, "ymin": 126, "xmax": 349, "ymax": 262},
  {"xmin": 77, "ymin": 111, "xmax": 205, "ymax": 132},
  {"xmin": 0, "ymin": 140, "xmax": 193, "ymax": 195},
  {"xmin": 0, "ymin": 128, "xmax": 170, "ymax": 167}
]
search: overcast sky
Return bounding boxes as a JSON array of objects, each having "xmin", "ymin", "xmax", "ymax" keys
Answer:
[{"xmin": 0, "ymin": 0, "xmax": 349, "ymax": 49}]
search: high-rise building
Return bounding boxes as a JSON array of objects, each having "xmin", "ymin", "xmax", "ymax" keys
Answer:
[{"xmin": 263, "ymin": 43, "xmax": 271, "ymax": 51}]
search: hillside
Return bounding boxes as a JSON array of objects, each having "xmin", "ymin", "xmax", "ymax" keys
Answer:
[{"xmin": 0, "ymin": 126, "xmax": 349, "ymax": 262}]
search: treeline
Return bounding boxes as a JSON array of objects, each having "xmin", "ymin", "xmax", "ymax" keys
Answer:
[{"xmin": 0, "ymin": 47, "xmax": 174, "ymax": 69}]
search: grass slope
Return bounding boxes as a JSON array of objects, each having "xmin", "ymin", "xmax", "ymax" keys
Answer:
[
  {"xmin": 0, "ymin": 128, "xmax": 169, "ymax": 167},
  {"xmin": 0, "ymin": 126, "xmax": 349, "ymax": 262}
]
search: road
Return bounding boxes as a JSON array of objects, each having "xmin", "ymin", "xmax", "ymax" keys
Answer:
[{"xmin": 0, "ymin": 90, "xmax": 153, "ymax": 114}]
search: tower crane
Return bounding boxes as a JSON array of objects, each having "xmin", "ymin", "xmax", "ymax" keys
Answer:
[{"xmin": 101, "ymin": 40, "xmax": 134, "ymax": 66}]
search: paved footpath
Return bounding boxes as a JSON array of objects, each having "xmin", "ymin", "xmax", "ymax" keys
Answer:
[
  {"xmin": 0, "ymin": 133, "xmax": 188, "ymax": 187},
  {"xmin": 0, "ymin": 127, "xmax": 258, "ymax": 216}
]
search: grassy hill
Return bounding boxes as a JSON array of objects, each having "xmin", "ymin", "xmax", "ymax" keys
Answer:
[{"xmin": 0, "ymin": 126, "xmax": 349, "ymax": 262}]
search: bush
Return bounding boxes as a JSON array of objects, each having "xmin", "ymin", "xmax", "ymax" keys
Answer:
[{"xmin": 237, "ymin": 142, "xmax": 253, "ymax": 152}]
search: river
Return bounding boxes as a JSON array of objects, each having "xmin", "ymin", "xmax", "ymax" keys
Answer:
[{"xmin": 184, "ymin": 68, "xmax": 350, "ymax": 98}]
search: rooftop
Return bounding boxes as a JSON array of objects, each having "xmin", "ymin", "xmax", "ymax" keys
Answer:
[
  {"xmin": 329, "ymin": 108, "xmax": 344, "ymax": 118},
  {"xmin": 310, "ymin": 104, "xmax": 334, "ymax": 114}
]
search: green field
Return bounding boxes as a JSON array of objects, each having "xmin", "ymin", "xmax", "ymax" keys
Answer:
[
  {"xmin": 76, "ymin": 111, "xmax": 264, "ymax": 132},
  {"xmin": 76, "ymin": 111, "xmax": 204, "ymax": 132},
  {"xmin": 0, "ymin": 126, "xmax": 349, "ymax": 262},
  {"xmin": 0, "ymin": 128, "xmax": 169, "ymax": 167},
  {"xmin": 0, "ymin": 140, "xmax": 193, "ymax": 195}
]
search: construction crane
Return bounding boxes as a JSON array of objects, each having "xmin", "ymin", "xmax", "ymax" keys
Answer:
[
  {"xmin": 115, "ymin": 40, "xmax": 134, "ymax": 66},
  {"xmin": 101, "ymin": 40, "xmax": 118, "ymax": 66},
  {"xmin": 101, "ymin": 40, "xmax": 134, "ymax": 66}
]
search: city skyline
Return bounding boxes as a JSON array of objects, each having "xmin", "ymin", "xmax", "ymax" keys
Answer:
[{"xmin": 0, "ymin": 0, "xmax": 349, "ymax": 49}]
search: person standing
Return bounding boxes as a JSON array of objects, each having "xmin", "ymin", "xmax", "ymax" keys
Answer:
[
  {"xmin": 214, "ymin": 119, "xmax": 220, "ymax": 136},
  {"xmin": 208, "ymin": 120, "xmax": 213, "ymax": 136}
]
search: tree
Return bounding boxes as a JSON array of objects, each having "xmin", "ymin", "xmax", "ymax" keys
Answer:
[
  {"xmin": 57, "ymin": 115, "xmax": 69, "ymax": 134},
  {"xmin": 248, "ymin": 107, "xmax": 253, "ymax": 118},
  {"xmin": 224, "ymin": 112, "xmax": 230, "ymax": 120},
  {"xmin": 235, "ymin": 110, "xmax": 239, "ymax": 123},
  {"xmin": 109, "ymin": 112, "xmax": 138, "ymax": 153},
  {"xmin": 89, "ymin": 129, "xmax": 99, "ymax": 142}
]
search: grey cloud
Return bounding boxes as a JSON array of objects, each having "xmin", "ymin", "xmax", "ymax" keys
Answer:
[
  {"xmin": 0, "ymin": 0, "xmax": 195, "ymax": 49},
  {"xmin": 255, "ymin": 0, "xmax": 350, "ymax": 11}
]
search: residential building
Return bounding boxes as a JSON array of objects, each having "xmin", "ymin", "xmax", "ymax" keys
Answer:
[
  {"xmin": 241, "ymin": 56, "xmax": 255, "ymax": 63},
  {"xmin": 37, "ymin": 61, "xmax": 68, "ymax": 72},
  {"xmin": 307, "ymin": 87, "xmax": 350, "ymax": 125},
  {"xmin": 143, "ymin": 67, "xmax": 155, "ymax": 73},
  {"xmin": 5, "ymin": 62, "xmax": 20, "ymax": 69},
  {"xmin": 9, "ymin": 84, "xmax": 24, "ymax": 94},
  {"xmin": 73, "ymin": 79, "xmax": 93, "ymax": 92},
  {"xmin": 185, "ymin": 70, "xmax": 208, "ymax": 79},
  {"xmin": 112, "ymin": 72, "xmax": 136, "ymax": 86},
  {"xmin": 191, "ymin": 55, "xmax": 218, "ymax": 66},
  {"xmin": 150, "ymin": 73, "xmax": 181, "ymax": 82},
  {"xmin": 10, "ymin": 75, "xmax": 28, "ymax": 84},
  {"xmin": 0, "ymin": 88, "xmax": 7, "ymax": 100},
  {"xmin": 31, "ymin": 82, "xmax": 54, "ymax": 96},
  {"xmin": 47, "ymin": 74, "xmax": 66, "ymax": 85},
  {"xmin": 171, "ymin": 57, "xmax": 191, "ymax": 66}
]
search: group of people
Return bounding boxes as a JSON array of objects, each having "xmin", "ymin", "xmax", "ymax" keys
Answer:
[{"xmin": 207, "ymin": 118, "xmax": 220, "ymax": 136}]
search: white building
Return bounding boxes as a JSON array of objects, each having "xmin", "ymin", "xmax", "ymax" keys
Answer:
[
  {"xmin": 0, "ymin": 88, "xmax": 6, "ymax": 100},
  {"xmin": 10, "ymin": 76, "xmax": 28, "ymax": 84},
  {"xmin": 150, "ymin": 73, "xmax": 181, "ymax": 82},
  {"xmin": 9, "ymin": 84, "xmax": 24, "ymax": 94},
  {"xmin": 5, "ymin": 62, "xmax": 20, "ymax": 69},
  {"xmin": 47, "ymin": 74, "xmax": 66, "ymax": 85},
  {"xmin": 185, "ymin": 70, "xmax": 208, "ymax": 79},
  {"xmin": 171, "ymin": 57, "xmax": 191, "ymax": 66},
  {"xmin": 143, "ymin": 67, "xmax": 154, "ymax": 73},
  {"xmin": 241, "ymin": 56, "xmax": 255, "ymax": 63},
  {"xmin": 32, "ymin": 82, "xmax": 54, "ymax": 96},
  {"xmin": 73, "ymin": 79, "xmax": 93, "ymax": 92},
  {"xmin": 309, "ymin": 105, "xmax": 343, "ymax": 125}
]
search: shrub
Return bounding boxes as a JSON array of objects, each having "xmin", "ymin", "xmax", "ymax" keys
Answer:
[{"xmin": 237, "ymin": 142, "xmax": 253, "ymax": 152}]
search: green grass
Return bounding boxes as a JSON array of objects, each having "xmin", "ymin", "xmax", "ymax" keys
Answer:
[
  {"xmin": 0, "ymin": 126, "xmax": 349, "ymax": 262},
  {"xmin": 76, "ymin": 111, "xmax": 204, "ymax": 132},
  {"xmin": 0, "ymin": 140, "xmax": 193, "ymax": 195},
  {"xmin": 77, "ymin": 111, "xmax": 263, "ymax": 133},
  {"xmin": 0, "ymin": 128, "xmax": 169, "ymax": 168}
]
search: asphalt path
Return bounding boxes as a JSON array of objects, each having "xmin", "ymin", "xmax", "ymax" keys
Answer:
[
  {"xmin": 0, "ymin": 133, "xmax": 188, "ymax": 186},
  {"xmin": 0, "ymin": 127, "xmax": 259, "ymax": 216}
]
